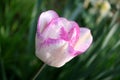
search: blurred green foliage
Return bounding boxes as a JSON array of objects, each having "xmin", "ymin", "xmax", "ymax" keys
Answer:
[{"xmin": 0, "ymin": 0, "xmax": 120, "ymax": 80}]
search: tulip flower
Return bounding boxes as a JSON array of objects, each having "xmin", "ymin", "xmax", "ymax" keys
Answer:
[{"xmin": 35, "ymin": 10, "xmax": 93, "ymax": 67}]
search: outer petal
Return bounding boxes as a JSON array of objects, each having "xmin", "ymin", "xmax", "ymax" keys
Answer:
[
  {"xmin": 37, "ymin": 10, "xmax": 59, "ymax": 33},
  {"xmin": 36, "ymin": 38, "xmax": 74, "ymax": 67},
  {"xmin": 74, "ymin": 28, "xmax": 93, "ymax": 54}
]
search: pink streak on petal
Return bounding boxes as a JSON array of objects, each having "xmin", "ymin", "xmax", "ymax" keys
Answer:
[
  {"xmin": 60, "ymin": 21, "xmax": 80, "ymax": 47},
  {"xmin": 74, "ymin": 28, "xmax": 93, "ymax": 53},
  {"xmin": 60, "ymin": 27, "xmax": 68, "ymax": 41},
  {"xmin": 68, "ymin": 21, "xmax": 80, "ymax": 46},
  {"xmin": 40, "ymin": 38, "xmax": 61, "ymax": 47},
  {"xmin": 68, "ymin": 45, "xmax": 82, "ymax": 56},
  {"xmin": 37, "ymin": 10, "xmax": 59, "ymax": 33}
]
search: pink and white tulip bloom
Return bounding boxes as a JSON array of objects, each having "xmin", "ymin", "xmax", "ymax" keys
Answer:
[{"xmin": 35, "ymin": 10, "xmax": 93, "ymax": 67}]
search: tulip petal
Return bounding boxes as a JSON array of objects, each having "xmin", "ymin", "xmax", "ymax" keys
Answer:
[
  {"xmin": 36, "ymin": 38, "xmax": 74, "ymax": 67},
  {"xmin": 42, "ymin": 18, "xmax": 80, "ymax": 46},
  {"xmin": 42, "ymin": 18, "xmax": 71, "ymax": 39},
  {"xmin": 37, "ymin": 10, "xmax": 59, "ymax": 33},
  {"xmin": 74, "ymin": 28, "xmax": 93, "ymax": 54}
]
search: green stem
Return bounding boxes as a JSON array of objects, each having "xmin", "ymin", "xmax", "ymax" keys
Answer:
[{"xmin": 32, "ymin": 63, "xmax": 46, "ymax": 80}]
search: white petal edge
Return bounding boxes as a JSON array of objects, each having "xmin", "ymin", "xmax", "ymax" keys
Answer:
[
  {"xmin": 37, "ymin": 10, "xmax": 59, "ymax": 33},
  {"xmin": 74, "ymin": 28, "xmax": 93, "ymax": 53}
]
